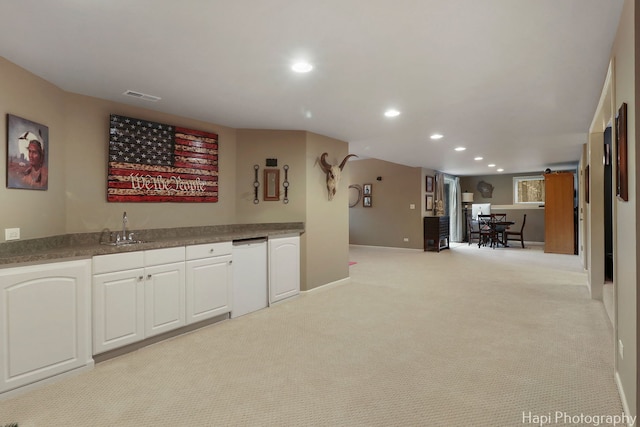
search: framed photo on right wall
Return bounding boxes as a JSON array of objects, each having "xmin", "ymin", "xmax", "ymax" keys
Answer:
[{"xmin": 616, "ymin": 102, "xmax": 628, "ymax": 201}]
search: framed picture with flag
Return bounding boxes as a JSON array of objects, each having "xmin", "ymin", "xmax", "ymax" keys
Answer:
[{"xmin": 107, "ymin": 114, "xmax": 219, "ymax": 202}]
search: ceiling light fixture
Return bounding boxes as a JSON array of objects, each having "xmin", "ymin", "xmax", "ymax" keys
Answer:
[
  {"xmin": 454, "ymin": 147, "xmax": 466, "ymax": 151},
  {"xmin": 292, "ymin": 61, "xmax": 313, "ymax": 73},
  {"xmin": 488, "ymin": 164, "xmax": 496, "ymax": 167},
  {"xmin": 497, "ymin": 168, "xmax": 504, "ymax": 172},
  {"xmin": 430, "ymin": 133, "xmax": 443, "ymax": 140},
  {"xmin": 384, "ymin": 109, "xmax": 400, "ymax": 117},
  {"xmin": 474, "ymin": 156, "xmax": 483, "ymax": 161}
]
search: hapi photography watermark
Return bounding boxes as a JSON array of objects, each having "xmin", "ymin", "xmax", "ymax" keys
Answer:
[{"xmin": 522, "ymin": 411, "xmax": 635, "ymax": 426}]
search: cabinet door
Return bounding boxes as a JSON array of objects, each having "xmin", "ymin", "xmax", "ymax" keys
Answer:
[
  {"xmin": 93, "ymin": 268, "xmax": 145, "ymax": 354},
  {"xmin": 544, "ymin": 173, "xmax": 575, "ymax": 254},
  {"xmin": 268, "ymin": 235, "xmax": 300, "ymax": 304},
  {"xmin": 186, "ymin": 255, "xmax": 232, "ymax": 324},
  {"xmin": 0, "ymin": 260, "xmax": 91, "ymax": 393},
  {"xmin": 144, "ymin": 261, "xmax": 186, "ymax": 337}
]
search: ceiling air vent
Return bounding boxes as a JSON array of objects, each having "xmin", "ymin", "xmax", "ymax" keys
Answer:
[{"xmin": 123, "ymin": 90, "xmax": 161, "ymax": 102}]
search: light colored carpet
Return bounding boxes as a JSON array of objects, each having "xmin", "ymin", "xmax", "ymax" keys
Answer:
[{"xmin": 0, "ymin": 243, "xmax": 623, "ymax": 426}]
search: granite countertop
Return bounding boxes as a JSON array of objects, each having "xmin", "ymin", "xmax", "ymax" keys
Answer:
[{"xmin": 0, "ymin": 222, "xmax": 304, "ymax": 267}]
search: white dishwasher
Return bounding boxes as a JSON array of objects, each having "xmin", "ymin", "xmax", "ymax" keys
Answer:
[{"xmin": 231, "ymin": 238, "xmax": 268, "ymax": 318}]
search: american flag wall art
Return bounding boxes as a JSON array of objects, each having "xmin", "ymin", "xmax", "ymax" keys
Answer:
[{"xmin": 107, "ymin": 114, "xmax": 218, "ymax": 202}]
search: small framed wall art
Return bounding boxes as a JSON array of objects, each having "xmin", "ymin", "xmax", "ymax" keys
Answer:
[
  {"xmin": 426, "ymin": 194, "xmax": 434, "ymax": 211},
  {"xmin": 425, "ymin": 175, "xmax": 434, "ymax": 193},
  {"xmin": 584, "ymin": 165, "xmax": 590, "ymax": 204},
  {"xmin": 6, "ymin": 114, "xmax": 49, "ymax": 190},
  {"xmin": 363, "ymin": 195, "xmax": 372, "ymax": 207},
  {"xmin": 363, "ymin": 183, "xmax": 372, "ymax": 195},
  {"xmin": 263, "ymin": 168, "xmax": 280, "ymax": 201}
]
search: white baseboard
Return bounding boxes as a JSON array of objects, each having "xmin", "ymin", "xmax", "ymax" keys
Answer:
[
  {"xmin": 349, "ymin": 244, "xmax": 422, "ymax": 252},
  {"xmin": 303, "ymin": 277, "xmax": 350, "ymax": 294}
]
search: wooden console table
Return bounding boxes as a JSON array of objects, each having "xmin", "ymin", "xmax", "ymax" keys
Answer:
[{"xmin": 423, "ymin": 216, "xmax": 450, "ymax": 252}]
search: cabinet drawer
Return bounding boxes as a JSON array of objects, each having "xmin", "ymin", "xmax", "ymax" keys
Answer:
[
  {"xmin": 144, "ymin": 247, "xmax": 185, "ymax": 266},
  {"xmin": 186, "ymin": 241, "xmax": 232, "ymax": 260},
  {"xmin": 93, "ymin": 251, "xmax": 144, "ymax": 275}
]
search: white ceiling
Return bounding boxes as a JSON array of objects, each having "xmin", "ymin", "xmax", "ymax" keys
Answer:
[{"xmin": 0, "ymin": 0, "xmax": 624, "ymax": 176}]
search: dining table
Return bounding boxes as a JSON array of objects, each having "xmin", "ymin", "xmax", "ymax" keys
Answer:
[
  {"xmin": 491, "ymin": 220, "xmax": 516, "ymax": 247},
  {"xmin": 478, "ymin": 216, "xmax": 515, "ymax": 248}
]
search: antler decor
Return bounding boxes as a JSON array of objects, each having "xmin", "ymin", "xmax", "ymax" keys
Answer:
[{"xmin": 319, "ymin": 152, "xmax": 358, "ymax": 201}]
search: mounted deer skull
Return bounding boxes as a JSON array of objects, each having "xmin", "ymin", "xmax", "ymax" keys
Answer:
[{"xmin": 319, "ymin": 152, "xmax": 358, "ymax": 201}]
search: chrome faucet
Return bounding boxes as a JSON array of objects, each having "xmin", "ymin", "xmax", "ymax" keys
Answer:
[{"xmin": 122, "ymin": 211, "xmax": 128, "ymax": 241}]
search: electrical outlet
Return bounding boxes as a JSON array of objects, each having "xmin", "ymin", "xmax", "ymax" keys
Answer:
[
  {"xmin": 619, "ymin": 339, "xmax": 624, "ymax": 359},
  {"xmin": 403, "ymin": 238, "xmax": 409, "ymax": 242},
  {"xmin": 5, "ymin": 228, "xmax": 20, "ymax": 240}
]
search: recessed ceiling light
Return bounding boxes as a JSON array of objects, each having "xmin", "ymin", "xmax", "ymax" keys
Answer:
[
  {"xmin": 454, "ymin": 147, "xmax": 466, "ymax": 151},
  {"xmin": 292, "ymin": 61, "xmax": 313, "ymax": 73},
  {"xmin": 488, "ymin": 164, "xmax": 496, "ymax": 167},
  {"xmin": 497, "ymin": 168, "xmax": 504, "ymax": 172},
  {"xmin": 430, "ymin": 133, "xmax": 443, "ymax": 140},
  {"xmin": 474, "ymin": 156, "xmax": 483, "ymax": 161},
  {"xmin": 384, "ymin": 109, "xmax": 400, "ymax": 117}
]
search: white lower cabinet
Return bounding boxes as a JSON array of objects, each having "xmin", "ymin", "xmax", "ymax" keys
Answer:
[
  {"xmin": 90, "ymin": 235, "xmax": 302, "ymax": 355},
  {"xmin": 92, "ymin": 247, "xmax": 185, "ymax": 354},
  {"xmin": 186, "ymin": 242, "xmax": 233, "ymax": 324},
  {"xmin": 144, "ymin": 260, "xmax": 185, "ymax": 337},
  {"xmin": 268, "ymin": 234, "xmax": 300, "ymax": 303},
  {"xmin": 92, "ymin": 266, "xmax": 145, "ymax": 353},
  {"xmin": 0, "ymin": 259, "xmax": 92, "ymax": 393}
]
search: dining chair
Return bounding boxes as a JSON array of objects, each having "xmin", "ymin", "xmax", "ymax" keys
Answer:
[
  {"xmin": 467, "ymin": 217, "xmax": 481, "ymax": 246},
  {"xmin": 492, "ymin": 213, "xmax": 508, "ymax": 245},
  {"xmin": 505, "ymin": 214, "xmax": 527, "ymax": 248},
  {"xmin": 477, "ymin": 214, "xmax": 496, "ymax": 248},
  {"xmin": 492, "ymin": 213, "xmax": 507, "ymax": 222}
]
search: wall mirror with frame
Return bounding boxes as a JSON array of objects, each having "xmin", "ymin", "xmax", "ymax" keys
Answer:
[{"xmin": 263, "ymin": 168, "xmax": 280, "ymax": 201}]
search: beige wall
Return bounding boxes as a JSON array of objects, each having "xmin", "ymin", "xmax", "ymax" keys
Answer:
[
  {"xmin": 0, "ymin": 57, "xmax": 238, "ymax": 238},
  {"xmin": 610, "ymin": 0, "xmax": 637, "ymax": 417},
  {"xmin": 584, "ymin": 0, "xmax": 637, "ymax": 418},
  {"xmin": 349, "ymin": 158, "xmax": 423, "ymax": 249},
  {"xmin": 0, "ymin": 58, "xmax": 68, "ymax": 239},
  {"xmin": 235, "ymin": 129, "xmax": 309, "ymax": 290},
  {"xmin": 234, "ymin": 129, "xmax": 351, "ymax": 291},
  {"xmin": 0, "ymin": 56, "xmax": 350, "ymax": 295},
  {"xmin": 304, "ymin": 134, "xmax": 350, "ymax": 290},
  {"xmin": 63, "ymin": 94, "xmax": 237, "ymax": 233},
  {"xmin": 235, "ymin": 129, "xmax": 306, "ymax": 224}
]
